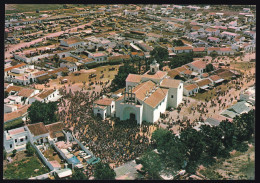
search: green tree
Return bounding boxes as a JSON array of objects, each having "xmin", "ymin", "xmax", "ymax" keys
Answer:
[
  {"xmin": 27, "ymin": 101, "xmax": 58, "ymax": 124},
  {"xmin": 205, "ymin": 63, "xmax": 214, "ymax": 72},
  {"xmin": 140, "ymin": 151, "xmax": 162, "ymax": 179},
  {"xmin": 218, "ymin": 120, "xmax": 237, "ymax": 153},
  {"xmin": 199, "ymin": 124, "xmax": 226, "ymax": 165},
  {"xmin": 169, "ymin": 52, "xmax": 193, "ymax": 69},
  {"xmin": 151, "ymin": 128, "xmax": 173, "ymax": 150},
  {"xmin": 71, "ymin": 168, "xmax": 88, "ymax": 180},
  {"xmin": 210, "ymin": 51, "xmax": 218, "ymax": 59},
  {"xmin": 151, "ymin": 129, "xmax": 186, "ymax": 174},
  {"xmin": 12, "ymin": 149, "xmax": 17, "ymax": 157},
  {"xmin": 111, "ymin": 62, "xmax": 138, "ymax": 91},
  {"xmin": 179, "ymin": 127, "xmax": 206, "ymax": 173},
  {"xmin": 94, "ymin": 162, "xmax": 116, "ymax": 180},
  {"xmin": 26, "ymin": 142, "xmax": 35, "ymax": 156},
  {"xmin": 233, "ymin": 109, "xmax": 255, "ymax": 142},
  {"xmin": 150, "ymin": 46, "xmax": 169, "ymax": 64},
  {"xmin": 172, "ymin": 39, "xmax": 184, "ymax": 47}
]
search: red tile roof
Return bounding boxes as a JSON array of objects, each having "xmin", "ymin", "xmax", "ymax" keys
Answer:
[
  {"xmin": 37, "ymin": 89, "xmax": 55, "ymax": 99},
  {"xmin": 94, "ymin": 98, "xmax": 114, "ymax": 106},
  {"xmin": 17, "ymin": 88, "xmax": 35, "ymax": 98},
  {"xmin": 209, "ymin": 74, "xmax": 222, "ymax": 81},
  {"xmin": 6, "ymin": 85, "xmax": 24, "ymax": 93},
  {"xmin": 126, "ymin": 74, "xmax": 142, "ymax": 83},
  {"xmin": 208, "ymin": 47, "xmax": 220, "ymax": 51},
  {"xmin": 202, "ymin": 73, "xmax": 209, "ymax": 78},
  {"xmin": 174, "ymin": 46, "xmax": 193, "ymax": 51},
  {"xmin": 190, "ymin": 60, "xmax": 206, "ymax": 69},
  {"xmin": 193, "ymin": 47, "xmax": 205, "ymax": 52},
  {"xmin": 4, "ymin": 63, "xmax": 26, "ymax": 72},
  {"xmin": 184, "ymin": 69, "xmax": 193, "ymax": 75},
  {"xmin": 27, "ymin": 122, "xmax": 49, "ymax": 136},
  {"xmin": 220, "ymin": 47, "xmax": 232, "ymax": 52},
  {"xmin": 45, "ymin": 122, "xmax": 64, "ymax": 139},
  {"xmin": 168, "ymin": 69, "xmax": 180, "ymax": 78},
  {"xmin": 184, "ymin": 84, "xmax": 198, "ymax": 91},
  {"xmin": 144, "ymin": 88, "xmax": 168, "ymax": 108},
  {"xmin": 133, "ymin": 80, "xmax": 156, "ymax": 101},
  {"xmin": 160, "ymin": 78, "xmax": 181, "ymax": 88},
  {"xmin": 4, "ymin": 104, "xmax": 31, "ymax": 123},
  {"xmin": 143, "ymin": 71, "xmax": 167, "ymax": 80},
  {"xmin": 196, "ymin": 79, "xmax": 212, "ymax": 87}
]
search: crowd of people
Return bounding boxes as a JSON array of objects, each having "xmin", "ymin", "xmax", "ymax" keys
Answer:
[{"xmin": 57, "ymin": 81, "xmax": 156, "ymax": 177}]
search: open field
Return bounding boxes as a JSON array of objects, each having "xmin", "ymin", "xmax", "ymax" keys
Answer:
[{"xmin": 34, "ymin": 64, "xmax": 122, "ymax": 90}]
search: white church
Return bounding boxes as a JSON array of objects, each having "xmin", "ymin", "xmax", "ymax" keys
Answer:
[{"xmin": 93, "ymin": 60, "xmax": 183, "ymax": 125}]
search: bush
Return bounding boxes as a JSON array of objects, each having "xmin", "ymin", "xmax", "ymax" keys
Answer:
[
  {"xmin": 12, "ymin": 149, "xmax": 17, "ymax": 157},
  {"xmin": 26, "ymin": 142, "xmax": 35, "ymax": 156}
]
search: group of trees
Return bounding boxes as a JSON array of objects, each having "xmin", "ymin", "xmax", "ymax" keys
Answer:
[
  {"xmin": 205, "ymin": 63, "xmax": 214, "ymax": 72},
  {"xmin": 150, "ymin": 46, "xmax": 169, "ymax": 68},
  {"xmin": 172, "ymin": 39, "xmax": 184, "ymax": 47},
  {"xmin": 27, "ymin": 101, "xmax": 58, "ymax": 125},
  {"xmin": 140, "ymin": 110, "xmax": 255, "ymax": 178},
  {"xmin": 111, "ymin": 62, "xmax": 138, "ymax": 91},
  {"xmin": 94, "ymin": 162, "xmax": 116, "ymax": 180},
  {"xmin": 169, "ymin": 53, "xmax": 193, "ymax": 69}
]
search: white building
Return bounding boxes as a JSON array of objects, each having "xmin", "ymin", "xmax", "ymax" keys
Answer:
[
  {"xmin": 95, "ymin": 61, "xmax": 183, "ymax": 125},
  {"xmin": 88, "ymin": 52, "xmax": 108, "ymax": 63},
  {"xmin": 28, "ymin": 89, "xmax": 60, "ymax": 104},
  {"xmin": 93, "ymin": 98, "xmax": 116, "ymax": 120},
  {"xmin": 183, "ymin": 84, "xmax": 199, "ymax": 96},
  {"xmin": 4, "ymin": 127, "xmax": 30, "ymax": 153},
  {"xmin": 187, "ymin": 60, "xmax": 206, "ymax": 74},
  {"xmin": 60, "ymin": 37, "xmax": 85, "ymax": 48}
]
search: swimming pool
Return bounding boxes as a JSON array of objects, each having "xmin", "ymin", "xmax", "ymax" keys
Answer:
[{"xmin": 68, "ymin": 156, "xmax": 80, "ymax": 164}]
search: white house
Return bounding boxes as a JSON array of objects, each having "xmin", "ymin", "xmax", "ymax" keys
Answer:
[
  {"xmin": 187, "ymin": 60, "xmax": 206, "ymax": 74},
  {"xmin": 221, "ymin": 31, "xmax": 238, "ymax": 40},
  {"xmin": 88, "ymin": 52, "xmax": 108, "ymax": 63},
  {"xmin": 173, "ymin": 46, "xmax": 193, "ymax": 54},
  {"xmin": 93, "ymin": 98, "xmax": 116, "ymax": 120},
  {"xmin": 4, "ymin": 127, "xmax": 30, "ymax": 153},
  {"xmin": 25, "ymin": 122, "xmax": 50, "ymax": 144},
  {"xmin": 60, "ymin": 37, "xmax": 85, "ymax": 48},
  {"xmin": 28, "ymin": 89, "xmax": 60, "ymax": 104},
  {"xmin": 183, "ymin": 84, "xmax": 199, "ymax": 96}
]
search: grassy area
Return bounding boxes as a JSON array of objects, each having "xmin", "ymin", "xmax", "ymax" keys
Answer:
[
  {"xmin": 191, "ymin": 85, "xmax": 228, "ymax": 101},
  {"xmin": 199, "ymin": 145, "xmax": 255, "ymax": 180},
  {"xmin": 230, "ymin": 62, "xmax": 255, "ymax": 73},
  {"xmin": 4, "ymin": 118, "xmax": 24, "ymax": 131},
  {"xmin": 4, "ymin": 154, "xmax": 49, "ymax": 179}
]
